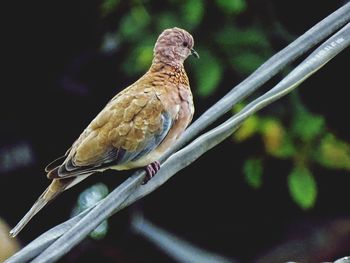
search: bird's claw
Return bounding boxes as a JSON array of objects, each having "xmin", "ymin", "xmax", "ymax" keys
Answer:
[{"xmin": 143, "ymin": 161, "xmax": 161, "ymax": 184}]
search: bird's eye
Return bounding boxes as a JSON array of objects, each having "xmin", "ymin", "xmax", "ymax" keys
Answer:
[{"xmin": 182, "ymin": 41, "xmax": 188, "ymax": 47}]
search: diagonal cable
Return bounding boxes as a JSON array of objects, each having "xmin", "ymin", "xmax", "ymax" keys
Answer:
[
  {"xmin": 5, "ymin": 3, "xmax": 350, "ymax": 263},
  {"xmin": 29, "ymin": 22, "xmax": 350, "ymax": 263}
]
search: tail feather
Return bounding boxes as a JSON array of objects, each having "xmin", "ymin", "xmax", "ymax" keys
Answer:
[{"xmin": 9, "ymin": 178, "xmax": 73, "ymax": 237}]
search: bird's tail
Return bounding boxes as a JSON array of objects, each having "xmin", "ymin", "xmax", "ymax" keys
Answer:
[{"xmin": 9, "ymin": 178, "xmax": 73, "ymax": 237}]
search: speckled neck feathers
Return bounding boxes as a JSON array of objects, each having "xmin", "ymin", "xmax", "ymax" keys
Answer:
[{"xmin": 148, "ymin": 62, "xmax": 189, "ymax": 87}]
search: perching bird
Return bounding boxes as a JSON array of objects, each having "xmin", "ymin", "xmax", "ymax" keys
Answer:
[{"xmin": 10, "ymin": 27, "xmax": 198, "ymax": 237}]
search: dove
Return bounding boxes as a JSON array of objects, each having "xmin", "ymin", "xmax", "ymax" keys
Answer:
[{"xmin": 10, "ymin": 27, "xmax": 198, "ymax": 237}]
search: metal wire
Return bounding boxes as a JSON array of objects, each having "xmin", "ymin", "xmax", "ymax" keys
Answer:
[{"xmin": 5, "ymin": 4, "xmax": 350, "ymax": 263}]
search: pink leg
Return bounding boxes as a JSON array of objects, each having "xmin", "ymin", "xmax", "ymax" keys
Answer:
[{"xmin": 143, "ymin": 161, "xmax": 161, "ymax": 184}]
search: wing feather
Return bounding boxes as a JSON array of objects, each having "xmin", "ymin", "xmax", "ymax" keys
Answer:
[{"xmin": 47, "ymin": 88, "xmax": 174, "ymax": 179}]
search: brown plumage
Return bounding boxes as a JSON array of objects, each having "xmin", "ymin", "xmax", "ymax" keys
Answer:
[{"xmin": 10, "ymin": 27, "xmax": 198, "ymax": 237}]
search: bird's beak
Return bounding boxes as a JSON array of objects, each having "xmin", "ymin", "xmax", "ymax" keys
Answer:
[{"xmin": 190, "ymin": 48, "xmax": 200, "ymax": 59}]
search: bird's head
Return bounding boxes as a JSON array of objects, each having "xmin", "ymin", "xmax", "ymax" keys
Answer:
[{"xmin": 153, "ymin": 27, "xmax": 199, "ymax": 67}]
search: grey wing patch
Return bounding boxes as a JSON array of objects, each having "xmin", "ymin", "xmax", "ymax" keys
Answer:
[
  {"xmin": 55, "ymin": 112, "xmax": 173, "ymax": 178},
  {"xmin": 56, "ymin": 147, "xmax": 125, "ymax": 177}
]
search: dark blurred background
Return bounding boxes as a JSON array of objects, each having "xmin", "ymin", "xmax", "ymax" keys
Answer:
[{"xmin": 1, "ymin": 0, "xmax": 350, "ymax": 262}]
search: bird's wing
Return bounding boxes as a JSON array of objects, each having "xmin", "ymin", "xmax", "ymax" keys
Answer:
[
  {"xmin": 45, "ymin": 147, "xmax": 72, "ymax": 172},
  {"xmin": 47, "ymin": 86, "xmax": 174, "ymax": 179}
]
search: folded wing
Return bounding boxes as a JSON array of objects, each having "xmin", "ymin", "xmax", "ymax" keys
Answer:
[{"xmin": 47, "ymin": 88, "xmax": 173, "ymax": 179}]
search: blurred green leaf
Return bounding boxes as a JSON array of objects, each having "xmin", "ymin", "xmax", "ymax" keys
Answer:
[
  {"xmin": 119, "ymin": 6, "xmax": 151, "ymax": 40},
  {"xmin": 89, "ymin": 220, "xmax": 109, "ymax": 240},
  {"xmin": 315, "ymin": 134, "xmax": 350, "ymax": 170},
  {"xmin": 181, "ymin": 0, "xmax": 204, "ymax": 28},
  {"xmin": 215, "ymin": 26, "xmax": 271, "ymax": 74},
  {"xmin": 292, "ymin": 110, "xmax": 325, "ymax": 142},
  {"xmin": 215, "ymin": 0, "xmax": 246, "ymax": 15},
  {"xmin": 156, "ymin": 12, "xmax": 180, "ymax": 32},
  {"xmin": 216, "ymin": 26, "xmax": 270, "ymax": 51},
  {"xmin": 138, "ymin": 46, "xmax": 154, "ymax": 66},
  {"xmin": 122, "ymin": 37, "xmax": 154, "ymax": 75},
  {"xmin": 232, "ymin": 102, "xmax": 245, "ymax": 112},
  {"xmin": 233, "ymin": 114, "xmax": 259, "ymax": 142},
  {"xmin": 261, "ymin": 118, "xmax": 283, "ymax": 154},
  {"xmin": 72, "ymin": 183, "xmax": 110, "ymax": 240},
  {"xmin": 273, "ymin": 135, "xmax": 296, "ymax": 158},
  {"xmin": 260, "ymin": 118, "xmax": 295, "ymax": 158},
  {"xmin": 288, "ymin": 166, "xmax": 317, "ymax": 209},
  {"xmin": 243, "ymin": 158, "xmax": 263, "ymax": 189},
  {"xmin": 101, "ymin": 0, "xmax": 120, "ymax": 16},
  {"xmin": 193, "ymin": 49, "xmax": 223, "ymax": 97},
  {"xmin": 230, "ymin": 52, "xmax": 266, "ymax": 74}
]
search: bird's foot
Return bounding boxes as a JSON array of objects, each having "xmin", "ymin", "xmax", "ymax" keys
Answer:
[{"xmin": 143, "ymin": 161, "xmax": 161, "ymax": 184}]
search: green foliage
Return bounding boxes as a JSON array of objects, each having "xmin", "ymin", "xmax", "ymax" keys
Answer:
[
  {"xmin": 271, "ymin": 134, "xmax": 296, "ymax": 159},
  {"xmin": 101, "ymin": 0, "xmax": 120, "ymax": 16},
  {"xmin": 260, "ymin": 118, "xmax": 296, "ymax": 158},
  {"xmin": 232, "ymin": 107, "xmax": 296, "ymax": 158},
  {"xmin": 100, "ymin": 0, "xmax": 273, "ymax": 97},
  {"xmin": 216, "ymin": 27, "xmax": 270, "ymax": 50},
  {"xmin": 288, "ymin": 166, "xmax": 317, "ymax": 209},
  {"xmin": 215, "ymin": 0, "xmax": 247, "ymax": 15},
  {"xmin": 233, "ymin": 114, "xmax": 259, "ymax": 141},
  {"xmin": 156, "ymin": 12, "xmax": 181, "ymax": 31},
  {"xmin": 215, "ymin": 26, "xmax": 271, "ymax": 74},
  {"xmin": 292, "ymin": 110, "xmax": 325, "ymax": 142},
  {"xmin": 122, "ymin": 39, "xmax": 154, "ymax": 75},
  {"xmin": 243, "ymin": 158, "xmax": 263, "ymax": 189},
  {"xmin": 72, "ymin": 183, "xmax": 109, "ymax": 240},
  {"xmin": 181, "ymin": 0, "xmax": 204, "ymax": 28},
  {"xmin": 119, "ymin": 6, "xmax": 151, "ymax": 40},
  {"xmin": 193, "ymin": 49, "xmax": 223, "ymax": 97},
  {"xmin": 315, "ymin": 134, "xmax": 350, "ymax": 170},
  {"xmin": 89, "ymin": 220, "xmax": 109, "ymax": 240},
  {"xmin": 230, "ymin": 52, "xmax": 266, "ymax": 74},
  {"xmin": 233, "ymin": 93, "xmax": 349, "ymax": 209}
]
